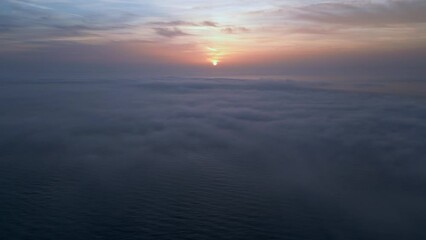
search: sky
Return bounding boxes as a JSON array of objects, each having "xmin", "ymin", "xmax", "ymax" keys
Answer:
[{"xmin": 0, "ymin": 0, "xmax": 426, "ymax": 78}]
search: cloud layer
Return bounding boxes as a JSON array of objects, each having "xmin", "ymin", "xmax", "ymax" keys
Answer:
[{"xmin": 1, "ymin": 77, "xmax": 426, "ymax": 239}]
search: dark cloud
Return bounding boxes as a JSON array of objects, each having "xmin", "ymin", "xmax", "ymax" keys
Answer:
[
  {"xmin": 201, "ymin": 21, "xmax": 218, "ymax": 27},
  {"xmin": 148, "ymin": 20, "xmax": 218, "ymax": 27},
  {"xmin": 153, "ymin": 27, "xmax": 191, "ymax": 38},
  {"xmin": 148, "ymin": 20, "xmax": 199, "ymax": 27},
  {"xmin": 221, "ymin": 26, "xmax": 250, "ymax": 34}
]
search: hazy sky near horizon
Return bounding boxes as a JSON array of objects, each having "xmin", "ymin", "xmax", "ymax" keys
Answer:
[{"xmin": 1, "ymin": 0, "xmax": 426, "ymax": 78}]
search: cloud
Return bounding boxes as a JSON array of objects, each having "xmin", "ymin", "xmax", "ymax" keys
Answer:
[
  {"xmin": 283, "ymin": 26, "xmax": 338, "ymax": 35},
  {"xmin": 148, "ymin": 20, "xmax": 218, "ymax": 27},
  {"xmin": 148, "ymin": 20, "xmax": 199, "ymax": 27},
  {"xmin": 201, "ymin": 21, "xmax": 218, "ymax": 27},
  {"xmin": 0, "ymin": 0, "xmax": 148, "ymax": 44},
  {"xmin": 221, "ymin": 26, "xmax": 250, "ymax": 34},
  {"xmin": 153, "ymin": 27, "xmax": 191, "ymax": 38},
  {"xmin": 1, "ymin": 77, "xmax": 426, "ymax": 238},
  {"xmin": 291, "ymin": 1, "xmax": 426, "ymax": 27}
]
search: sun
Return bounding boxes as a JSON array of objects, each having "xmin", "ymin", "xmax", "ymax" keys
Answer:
[{"xmin": 211, "ymin": 59, "xmax": 219, "ymax": 66}]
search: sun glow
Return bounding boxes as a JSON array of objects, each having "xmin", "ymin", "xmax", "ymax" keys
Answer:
[{"xmin": 207, "ymin": 47, "xmax": 222, "ymax": 67}]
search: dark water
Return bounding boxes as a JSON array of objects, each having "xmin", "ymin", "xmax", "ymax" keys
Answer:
[{"xmin": 1, "ymin": 77, "xmax": 426, "ymax": 240}]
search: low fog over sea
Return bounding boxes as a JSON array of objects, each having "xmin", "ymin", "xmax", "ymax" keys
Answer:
[{"xmin": 1, "ymin": 77, "xmax": 426, "ymax": 240}]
